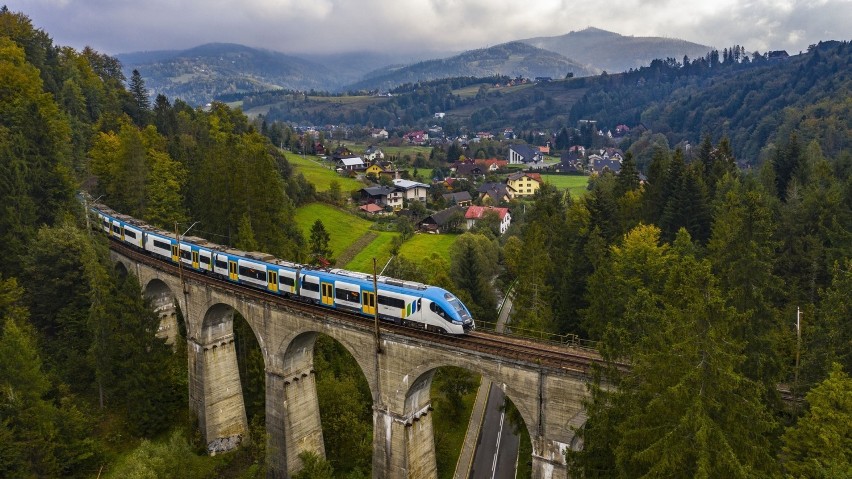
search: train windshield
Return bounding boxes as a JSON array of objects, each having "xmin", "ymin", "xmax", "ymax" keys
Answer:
[{"xmin": 444, "ymin": 293, "xmax": 473, "ymax": 323}]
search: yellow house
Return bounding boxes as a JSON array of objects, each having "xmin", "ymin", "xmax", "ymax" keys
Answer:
[
  {"xmin": 365, "ymin": 163, "xmax": 384, "ymax": 178},
  {"xmin": 506, "ymin": 172, "xmax": 542, "ymax": 197}
]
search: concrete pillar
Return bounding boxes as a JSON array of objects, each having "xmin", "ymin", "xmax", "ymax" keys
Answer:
[
  {"xmin": 531, "ymin": 437, "xmax": 569, "ymax": 479},
  {"xmin": 372, "ymin": 405, "xmax": 437, "ymax": 479},
  {"xmin": 190, "ymin": 306, "xmax": 248, "ymax": 454},
  {"xmin": 265, "ymin": 372, "xmax": 287, "ymax": 478},
  {"xmin": 153, "ymin": 297, "xmax": 178, "ymax": 345},
  {"xmin": 373, "ymin": 368, "xmax": 438, "ymax": 479},
  {"xmin": 282, "ymin": 367, "xmax": 324, "ymax": 475},
  {"xmin": 267, "ymin": 332, "xmax": 325, "ymax": 477}
]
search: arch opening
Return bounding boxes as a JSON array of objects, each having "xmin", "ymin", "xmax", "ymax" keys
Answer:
[
  {"xmin": 196, "ymin": 303, "xmax": 266, "ymax": 459},
  {"xmin": 405, "ymin": 364, "xmax": 535, "ymax": 479},
  {"xmin": 275, "ymin": 331, "xmax": 374, "ymax": 478}
]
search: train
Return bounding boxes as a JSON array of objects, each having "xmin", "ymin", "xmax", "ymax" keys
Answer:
[{"xmin": 90, "ymin": 203, "xmax": 475, "ymax": 335}]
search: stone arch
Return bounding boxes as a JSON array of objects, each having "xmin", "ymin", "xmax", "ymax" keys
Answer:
[
  {"xmin": 113, "ymin": 260, "xmax": 128, "ymax": 278},
  {"xmin": 266, "ymin": 327, "xmax": 377, "ymax": 476},
  {"xmin": 192, "ymin": 301, "xmax": 267, "ymax": 454},
  {"xmin": 399, "ymin": 358, "xmax": 538, "ymax": 433}
]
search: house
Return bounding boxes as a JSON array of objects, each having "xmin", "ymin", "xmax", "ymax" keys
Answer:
[
  {"xmin": 419, "ymin": 205, "xmax": 465, "ymax": 234},
  {"xmin": 363, "ymin": 145, "xmax": 385, "ymax": 162},
  {"xmin": 359, "ymin": 185, "xmax": 403, "ymax": 210},
  {"xmin": 365, "ymin": 163, "xmax": 385, "ymax": 179},
  {"xmin": 313, "ymin": 142, "xmax": 326, "ymax": 156},
  {"xmin": 465, "ymin": 206, "xmax": 512, "ymax": 235},
  {"xmin": 434, "ymin": 112, "xmax": 446, "ymax": 119},
  {"xmin": 589, "ymin": 157, "xmax": 622, "ymax": 175},
  {"xmin": 538, "ymin": 145, "xmax": 550, "ymax": 155},
  {"xmin": 476, "ymin": 131, "xmax": 494, "ymax": 140},
  {"xmin": 404, "ymin": 130, "xmax": 429, "ymax": 145},
  {"xmin": 506, "ymin": 172, "xmax": 542, "ymax": 197},
  {"xmin": 568, "ymin": 145, "xmax": 586, "ymax": 156},
  {"xmin": 477, "ymin": 182, "xmax": 516, "ymax": 204},
  {"xmin": 503, "ymin": 128, "xmax": 515, "ymax": 140},
  {"xmin": 371, "ymin": 128, "xmax": 389, "ymax": 140},
  {"xmin": 442, "ymin": 191, "xmax": 472, "ymax": 207},
  {"xmin": 331, "ymin": 146, "xmax": 355, "ymax": 161},
  {"xmin": 392, "ymin": 179, "xmax": 430, "ymax": 203},
  {"xmin": 554, "ymin": 159, "xmax": 583, "ymax": 174},
  {"xmin": 454, "ymin": 162, "xmax": 486, "ymax": 178},
  {"xmin": 359, "ymin": 203, "xmax": 385, "ymax": 215},
  {"xmin": 507, "ymin": 144, "xmax": 543, "ymax": 165},
  {"xmin": 337, "ymin": 156, "xmax": 365, "ymax": 171},
  {"xmin": 475, "ymin": 159, "xmax": 508, "ymax": 171}
]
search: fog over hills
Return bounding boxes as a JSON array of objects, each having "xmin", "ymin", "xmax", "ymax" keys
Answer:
[
  {"xmin": 521, "ymin": 27, "xmax": 713, "ymax": 73},
  {"xmin": 118, "ymin": 28, "xmax": 713, "ymax": 105}
]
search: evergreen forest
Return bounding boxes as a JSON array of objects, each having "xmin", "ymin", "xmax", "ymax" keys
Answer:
[{"xmin": 1, "ymin": 7, "xmax": 850, "ymax": 478}]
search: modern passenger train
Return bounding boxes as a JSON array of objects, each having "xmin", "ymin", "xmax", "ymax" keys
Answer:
[{"xmin": 92, "ymin": 203, "xmax": 475, "ymax": 335}]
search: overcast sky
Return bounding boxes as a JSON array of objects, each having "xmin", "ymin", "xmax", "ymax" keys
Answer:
[{"xmin": 8, "ymin": 0, "xmax": 850, "ymax": 57}]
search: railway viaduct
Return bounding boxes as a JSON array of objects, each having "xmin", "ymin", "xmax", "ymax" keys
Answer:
[{"xmin": 111, "ymin": 245, "xmax": 600, "ymax": 479}]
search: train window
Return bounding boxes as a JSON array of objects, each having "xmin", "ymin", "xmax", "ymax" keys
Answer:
[
  {"xmin": 199, "ymin": 256, "xmax": 210, "ymax": 265},
  {"xmin": 153, "ymin": 240, "xmax": 171, "ymax": 250},
  {"xmin": 238, "ymin": 266, "xmax": 266, "ymax": 281},
  {"xmin": 281, "ymin": 277, "xmax": 295, "ymax": 286},
  {"xmin": 215, "ymin": 258, "xmax": 227, "ymax": 269},
  {"xmin": 378, "ymin": 295, "xmax": 405, "ymax": 309},
  {"xmin": 302, "ymin": 281, "xmax": 320, "ymax": 292},
  {"xmin": 335, "ymin": 288, "xmax": 360, "ymax": 302},
  {"xmin": 124, "ymin": 230, "xmax": 137, "ymax": 239},
  {"xmin": 112, "ymin": 224, "xmax": 120, "ymax": 233},
  {"xmin": 180, "ymin": 250, "xmax": 192, "ymax": 260},
  {"xmin": 430, "ymin": 301, "xmax": 449, "ymax": 319}
]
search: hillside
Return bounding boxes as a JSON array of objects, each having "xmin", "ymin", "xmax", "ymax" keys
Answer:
[
  {"xmin": 522, "ymin": 27, "xmax": 712, "ymax": 73},
  {"xmin": 346, "ymin": 42, "xmax": 596, "ymax": 91},
  {"xmin": 118, "ymin": 43, "xmax": 342, "ymax": 105},
  {"xmin": 569, "ymin": 40, "xmax": 851, "ymax": 163}
]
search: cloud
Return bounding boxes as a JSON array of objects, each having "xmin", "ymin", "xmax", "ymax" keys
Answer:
[{"xmin": 6, "ymin": 0, "xmax": 848, "ymax": 56}]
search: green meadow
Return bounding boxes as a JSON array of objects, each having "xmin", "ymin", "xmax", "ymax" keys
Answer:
[
  {"xmin": 540, "ymin": 174, "xmax": 589, "ymax": 197},
  {"xmin": 293, "ymin": 203, "xmax": 372, "ymax": 258},
  {"xmin": 284, "ymin": 151, "xmax": 363, "ymax": 192}
]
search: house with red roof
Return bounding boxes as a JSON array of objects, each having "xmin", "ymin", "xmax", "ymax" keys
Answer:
[{"xmin": 465, "ymin": 205, "xmax": 511, "ymax": 235}]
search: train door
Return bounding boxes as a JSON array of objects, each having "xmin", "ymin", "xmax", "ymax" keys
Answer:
[
  {"xmin": 362, "ymin": 291, "xmax": 376, "ymax": 316},
  {"xmin": 268, "ymin": 270, "xmax": 278, "ymax": 292},
  {"xmin": 228, "ymin": 261, "xmax": 238, "ymax": 281},
  {"xmin": 171, "ymin": 244, "xmax": 179, "ymax": 262},
  {"xmin": 321, "ymin": 282, "xmax": 334, "ymax": 305},
  {"xmin": 192, "ymin": 251, "xmax": 199, "ymax": 269}
]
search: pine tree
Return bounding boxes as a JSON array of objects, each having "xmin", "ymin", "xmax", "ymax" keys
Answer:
[
  {"xmin": 780, "ymin": 363, "xmax": 852, "ymax": 477},
  {"xmin": 709, "ymin": 174, "xmax": 783, "ymax": 388},
  {"xmin": 127, "ymin": 69, "xmax": 150, "ymax": 125},
  {"xmin": 309, "ymin": 219, "xmax": 332, "ymax": 263}
]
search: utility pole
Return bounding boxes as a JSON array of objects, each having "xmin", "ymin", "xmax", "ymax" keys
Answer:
[
  {"xmin": 794, "ymin": 306, "xmax": 802, "ymax": 411},
  {"xmin": 373, "ymin": 258, "xmax": 382, "ymax": 354}
]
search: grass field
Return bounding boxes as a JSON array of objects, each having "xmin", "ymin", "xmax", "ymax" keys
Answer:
[
  {"xmin": 541, "ymin": 174, "xmax": 589, "ymax": 197},
  {"xmin": 284, "ymin": 152, "xmax": 363, "ymax": 192},
  {"xmin": 398, "ymin": 233, "xmax": 458, "ymax": 264},
  {"xmin": 294, "ymin": 203, "xmax": 372, "ymax": 258},
  {"xmin": 344, "ymin": 231, "xmax": 400, "ymax": 273}
]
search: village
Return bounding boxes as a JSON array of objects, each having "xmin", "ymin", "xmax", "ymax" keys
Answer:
[{"xmin": 293, "ymin": 121, "xmax": 634, "ymax": 237}]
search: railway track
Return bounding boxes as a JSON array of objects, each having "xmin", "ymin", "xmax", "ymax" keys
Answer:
[{"xmin": 110, "ymin": 240, "xmax": 606, "ymax": 371}]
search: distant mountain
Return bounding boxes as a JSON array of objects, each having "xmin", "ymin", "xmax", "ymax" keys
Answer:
[
  {"xmin": 118, "ymin": 43, "xmax": 342, "ymax": 106},
  {"xmin": 300, "ymin": 50, "xmax": 457, "ymax": 87},
  {"xmin": 345, "ymin": 41, "xmax": 598, "ymax": 91},
  {"xmin": 521, "ymin": 27, "xmax": 712, "ymax": 73}
]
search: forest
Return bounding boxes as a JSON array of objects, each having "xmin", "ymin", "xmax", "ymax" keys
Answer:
[{"xmin": 1, "ymin": 6, "xmax": 851, "ymax": 478}]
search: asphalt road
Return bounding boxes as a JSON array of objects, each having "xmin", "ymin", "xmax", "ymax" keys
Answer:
[{"xmin": 468, "ymin": 383, "xmax": 520, "ymax": 479}]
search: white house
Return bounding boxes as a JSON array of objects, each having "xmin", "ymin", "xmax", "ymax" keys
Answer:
[{"xmin": 392, "ymin": 179, "xmax": 430, "ymax": 203}]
